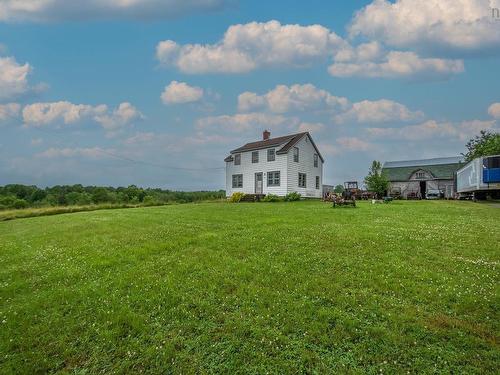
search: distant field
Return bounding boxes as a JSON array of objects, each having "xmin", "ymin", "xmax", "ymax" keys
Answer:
[
  {"xmin": 0, "ymin": 203, "xmax": 156, "ymax": 222},
  {"xmin": 0, "ymin": 201, "xmax": 498, "ymax": 374}
]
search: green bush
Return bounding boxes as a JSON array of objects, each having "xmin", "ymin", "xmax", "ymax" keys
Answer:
[
  {"xmin": 229, "ymin": 192, "xmax": 245, "ymax": 203},
  {"xmin": 262, "ymin": 194, "xmax": 281, "ymax": 202},
  {"xmin": 143, "ymin": 195, "xmax": 159, "ymax": 206},
  {"xmin": 13, "ymin": 199, "xmax": 29, "ymax": 209},
  {"xmin": 284, "ymin": 192, "xmax": 301, "ymax": 201},
  {"xmin": 65, "ymin": 192, "xmax": 82, "ymax": 206},
  {"xmin": 0, "ymin": 195, "xmax": 16, "ymax": 208},
  {"xmin": 92, "ymin": 187, "xmax": 110, "ymax": 204},
  {"xmin": 77, "ymin": 193, "xmax": 93, "ymax": 206}
]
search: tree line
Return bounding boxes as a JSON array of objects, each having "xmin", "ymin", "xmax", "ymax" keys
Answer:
[{"xmin": 0, "ymin": 184, "xmax": 225, "ymax": 210}]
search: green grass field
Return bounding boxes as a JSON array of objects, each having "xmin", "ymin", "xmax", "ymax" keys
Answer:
[{"xmin": 0, "ymin": 201, "xmax": 498, "ymax": 374}]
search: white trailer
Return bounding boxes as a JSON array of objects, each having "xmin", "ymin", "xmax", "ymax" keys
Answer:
[{"xmin": 456, "ymin": 155, "xmax": 500, "ymax": 199}]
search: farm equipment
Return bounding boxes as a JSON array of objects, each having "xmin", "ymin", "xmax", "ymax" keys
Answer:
[
  {"xmin": 324, "ymin": 181, "xmax": 376, "ymax": 207},
  {"xmin": 332, "ymin": 181, "xmax": 358, "ymax": 207},
  {"xmin": 388, "ymin": 187, "xmax": 401, "ymax": 199},
  {"xmin": 344, "ymin": 181, "xmax": 377, "ymax": 200},
  {"xmin": 359, "ymin": 191, "xmax": 377, "ymax": 200},
  {"xmin": 344, "ymin": 181, "xmax": 359, "ymax": 194},
  {"xmin": 332, "ymin": 193, "xmax": 356, "ymax": 207}
]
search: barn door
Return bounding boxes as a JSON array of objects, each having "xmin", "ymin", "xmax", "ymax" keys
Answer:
[{"xmin": 420, "ymin": 181, "xmax": 426, "ymax": 199}]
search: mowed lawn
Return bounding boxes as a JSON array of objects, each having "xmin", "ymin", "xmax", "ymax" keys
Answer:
[{"xmin": 0, "ymin": 201, "xmax": 498, "ymax": 374}]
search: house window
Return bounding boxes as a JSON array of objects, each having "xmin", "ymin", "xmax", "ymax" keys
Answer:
[
  {"xmin": 267, "ymin": 171, "xmax": 280, "ymax": 186},
  {"xmin": 298, "ymin": 173, "xmax": 306, "ymax": 188},
  {"xmin": 234, "ymin": 154, "xmax": 241, "ymax": 165},
  {"xmin": 293, "ymin": 147, "xmax": 299, "ymax": 162},
  {"xmin": 232, "ymin": 174, "xmax": 243, "ymax": 188},
  {"xmin": 415, "ymin": 171, "xmax": 425, "ymax": 179},
  {"xmin": 314, "ymin": 154, "xmax": 318, "ymax": 168},
  {"xmin": 267, "ymin": 149, "xmax": 275, "ymax": 162},
  {"xmin": 252, "ymin": 151, "xmax": 259, "ymax": 163},
  {"xmin": 315, "ymin": 176, "xmax": 320, "ymax": 189}
]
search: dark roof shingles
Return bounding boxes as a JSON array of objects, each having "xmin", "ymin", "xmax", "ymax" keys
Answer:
[
  {"xmin": 230, "ymin": 133, "xmax": 303, "ymax": 154},
  {"xmin": 275, "ymin": 133, "xmax": 307, "ymax": 154},
  {"xmin": 228, "ymin": 132, "xmax": 324, "ymax": 163}
]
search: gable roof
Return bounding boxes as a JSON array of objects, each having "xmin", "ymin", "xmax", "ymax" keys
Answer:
[
  {"xmin": 383, "ymin": 156, "xmax": 463, "ymax": 168},
  {"xmin": 230, "ymin": 133, "xmax": 304, "ymax": 153},
  {"xmin": 382, "ymin": 157, "xmax": 464, "ymax": 181},
  {"xmin": 229, "ymin": 132, "xmax": 324, "ymax": 162}
]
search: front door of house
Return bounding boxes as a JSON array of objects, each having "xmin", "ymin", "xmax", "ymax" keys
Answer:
[{"xmin": 255, "ymin": 173, "xmax": 263, "ymax": 194}]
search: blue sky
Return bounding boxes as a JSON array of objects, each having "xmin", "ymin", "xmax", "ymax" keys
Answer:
[{"xmin": 0, "ymin": 0, "xmax": 499, "ymax": 190}]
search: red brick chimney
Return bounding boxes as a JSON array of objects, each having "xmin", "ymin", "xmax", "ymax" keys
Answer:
[{"xmin": 263, "ymin": 130, "xmax": 271, "ymax": 140}]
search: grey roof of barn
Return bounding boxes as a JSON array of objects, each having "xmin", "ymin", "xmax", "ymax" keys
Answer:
[
  {"xmin": 382, "ymin": 156, "xmax": 464, "ymax": 181},
  {"xmin": 226, "ymin": 132, "xmax": 324, "ymax": 162}
]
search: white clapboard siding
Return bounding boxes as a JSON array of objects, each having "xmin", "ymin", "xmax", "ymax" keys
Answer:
[
  {"xmin": 286, "ymin": 134, "xmax": 323, "ymax": 198},
  {"xmin": 226, "ymin": 133, "xmax": 324, "ymax": 198},
  {"xmin": 226, "ymin": 146, "xmax": 288, "ymax": 196}
]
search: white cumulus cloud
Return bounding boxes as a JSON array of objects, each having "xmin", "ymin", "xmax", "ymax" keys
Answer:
[
  {"xmin": 488, "ymin": 102, "xmax": 500, "ymax": 119},
  {"xmin": 22, "ymin": 101, "xmax": 143, "ymax": 135},
  {"xmin": 94, "ymin": 102, "xmax": 144, "ymax": 132},
  {"xmin": 367, "ymin": 119, "xmax": 497, "ymax": 141},
  {"xmin": 238, "ymin": 84, "xmax": 349, "ymax": 113},
  {"xmin": 161, "ymin": 81, "xmax": 204, "ymax": 104},
  {"xmin": 0, "ymin": 0, "xmax": 229, "ymax": 22},
  {"xmin": 22, "ymin": 101, "xmax": 107, "ymax": 126},
  {"xmin": 349, "ymin": 0, "xmax": 500, "ymax": 56},
  {"xmin": 156, "ymin": 20, "xmax": 344, "ymax": 74},
  {"xmin": 329, "ymin": 51, "xmax": 464, "ymax": 79},
  {"xmin": 237, "ymin": 84, "xmax": 422, "ymax": 125},
  {"xmin": 334, "ymin": 99, "xmax": 424, "ymax": 124},
  {"xmin": 0, "ymin": 56, "xmax": 35, "ymax": 101}
]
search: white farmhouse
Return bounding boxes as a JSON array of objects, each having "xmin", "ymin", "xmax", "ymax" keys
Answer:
[{"xmin": 225, "ymin": 131, "xmax": 324, "ymax": 198}]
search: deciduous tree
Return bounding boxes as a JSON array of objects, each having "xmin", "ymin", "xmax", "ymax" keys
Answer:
[
  {"xmin": 364, "ymin": 160, "xmax": 389, "ymax": 198},
  {"xmin": 464, "ymin": 130, "xmax": 500, "ymax": 162},
  {"xmin": 333, "ymin": 184, "xmax": 344, "ymax": 194}
]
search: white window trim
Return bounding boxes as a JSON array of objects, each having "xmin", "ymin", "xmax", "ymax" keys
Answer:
[
  {"xmin": 234, "ymin": 154, "xmax": 241, "ymax": 165},
  {"xmin": 298, "ymin": 173, "xmax": 306, "ymax": 188},
  {"xmin": 267, "ymin": 171, "xmax": 280, "ymax": 186},
  {"xmin": 415, "ymin": 171, "xmax": 426, "ymax": 179},
  {"xmin": 267, "ymin": 148, "xmax": 275, "ymax": 162},
  {"xmin": 232, "ymin": 174, "xmax": 243, "ymax": 188},
  {"xmin": 252, "ymin": 151, "xmax": 259, "ymax": 163}
]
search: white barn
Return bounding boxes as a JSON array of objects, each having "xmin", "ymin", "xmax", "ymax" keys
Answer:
[{"xmin": 224, "ymin": 131, "xmax": 324, "ymax": 198}]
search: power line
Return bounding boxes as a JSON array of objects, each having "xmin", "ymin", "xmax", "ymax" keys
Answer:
[
  {"xmin": 88, "ymin": 147, "xmax": 225, "ymax": 172},
  {"xmin": 1, "ymin": 110, "xmax": 225, "ymax": 172}
]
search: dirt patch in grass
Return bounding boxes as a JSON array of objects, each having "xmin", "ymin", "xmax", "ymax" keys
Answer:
[{"xmin": 427, "ymin": 314, "xmax": 498, "ymax": 345}]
